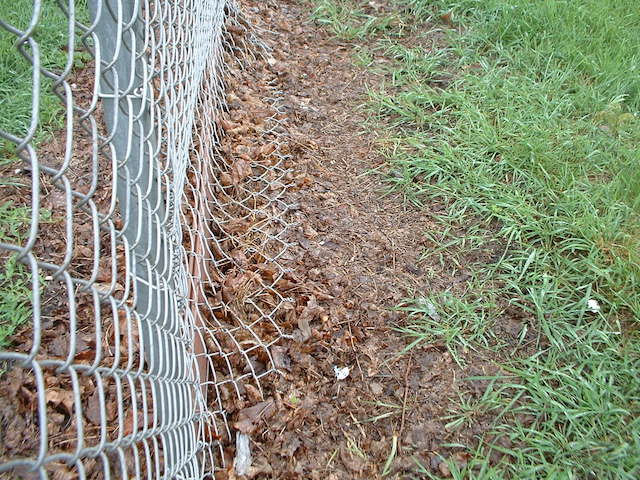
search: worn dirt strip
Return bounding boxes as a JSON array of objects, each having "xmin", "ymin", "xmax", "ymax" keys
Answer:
[{"xmin": 222, "ymin": 1, "xmax": 511, "ymax": 478}]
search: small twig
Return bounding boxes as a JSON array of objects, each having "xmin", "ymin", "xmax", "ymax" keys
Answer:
[
  {"xmin": 350, "ymin": 411, "xmax": 367, "ymax": 439},
  {"xmin": 338, "ymin": 283, "xmax": 365, "ymax": 382},
  {"xmin": 325, "ymin": 448, "xmax": 339, "ymax": 469},
  {"xmin": 398, "ymin": 352, "xmax": 413, "ymax": 453}
]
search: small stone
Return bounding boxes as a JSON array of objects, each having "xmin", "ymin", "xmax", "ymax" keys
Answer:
[{"xmin": 370, "ymin": 382, "xmax": 383, "ymax": 396}]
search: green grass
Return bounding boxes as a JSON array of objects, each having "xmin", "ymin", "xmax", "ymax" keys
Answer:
[
  {"xmin": 0, "ymin": 0, "xmax": 89, "ymax": 152},
  {"xmin": 313, "ymin": 0, "xmax": 640, "ymax": 478},
  {"xmin": 311, "ymin": 0, "xmax": 402, "ymax": 40},
  {"xmin": 1, "ymin": 1, "xmax": 88, "ymax": 346},
  {"xmin": 0, "ymin": 191, "xmax": 52, "ymax": 348},
  {"xmin": 0, "ymin": 202, "xmax": 33, "ymax": 347}
]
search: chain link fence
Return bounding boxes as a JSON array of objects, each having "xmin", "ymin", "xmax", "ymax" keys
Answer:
[{"xmin": 0, "ymin": 0, "xmax": 293, "ymax": 477}]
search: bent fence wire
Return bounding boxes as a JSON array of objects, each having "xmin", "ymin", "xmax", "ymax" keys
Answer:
[{"xmin": 0, "ymin": 0, "xmax": 293, "ymax": 477}]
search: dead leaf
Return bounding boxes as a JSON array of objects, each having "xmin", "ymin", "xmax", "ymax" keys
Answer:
[
  {"xmin": 275, "ymin": 278, "xmax": 297, "ymax": 291},
  {"xmin": 297, "ymin": 296, "xmax": 324, "ymax": 341},
  {"xmin": 244, "ymin": 457, "xmax": 274, "ymax": 478},
  {"xmin": 94, "ymin": 282, "xmax": 123, "ymax": 296},
  {"xmin": 229, "ymin": 125, "xmax": 250, "ymax": 136},
  {"xmin": 122, "ymin": 408, "xmax": 135, "ymax": 436},
  {"xmin": 233, "ymin": 399, "xmax": 276, "ymax": 434},
  {"xmin": 440, "ymin": 11, "xmax": 455, "ymax": 27},
  {"xmin": 74, "ymin": 348, "xmax": 94, "ymax": 361},
  {"xmin": 49, "ymin": 336, "xmax": 68, "ymax": 357},
  {"xmin": 19, "ymin": 386, "xmax": 36, "ymax": 408},
  {"xmin": 259, "ymin": 143, "xmax": 276, "ymax": 157},
  {"xmin": 439, "ymin": 460, "xmax": 451, "ymax": 477},
  {"xmin": 95, "ymin": 261, "xmax": 112, "ymax": 282},
  {"xmin": 226, "ymin": 218, "xmax": 251, "ymax": 234},
  {"xmin": 254, "ymin": 262, "xmax": 278, "ymax": 282},
  {"xmin": 222, "ymin": 270, "xmax": 255, "ymax": 302},
  {"xmin": 452, "ymin": 452, "xmax": 471, "ymax": 469},
  {"xmin": 50, "ymin": 462, "xmax": 76, "ymax": 480},
  {"xmin": 244, "ymin": 383, "xmax": 262, "ymax": 404},
  {"xmin": 220, "ymin": 119, "xmax": 240, "ymax": 131},
  {"xmin": 230, "ymin": 249, "xmax": 249, "ymax": 268},
  {"xmin": 279, "ymin": 432, "xmax": 301, "ymax": 457},
  {"xmin": 270, "ymin": 346, "xmax": 291, "ymax": 372},
  {"xmin": 226, "ymin": 23, "xmax": 244, "ymax": 35},
  {"xmin": 220, "ymin": 172, "xmax": 233, "ymax": 186},
  {"xmin": 303, "ymin": 224, "xmax": 318, "ymax": 239},
  {"xmin": 294, "ymin": 173, "xmax": 313, "ymax": 188},
  {"xmin": 46, "ymin": 389, "xmax": 74, "ymax": 415},
  {"xmin": 231, "ymin": 158, "xmax": 252, "ymax": 184},
  {"xmin": 84, "ymin": 389, "xmax": 102, "ymax": 426}
]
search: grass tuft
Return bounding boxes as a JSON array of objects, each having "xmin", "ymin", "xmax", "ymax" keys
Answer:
[
  {"xmin": 315, "ymin": 0, "xmax": 640, "ymax": 477},
  {"xmin": 0, "ymin": 0, "xmax": 89, "ymax": 149},
  {"xmin": 311, "ymin": 0, "xmax": 401, "ymax": 41},
  {"xmin": 0, "ymin": 202, "xmax": 33, "ymax": 347}
]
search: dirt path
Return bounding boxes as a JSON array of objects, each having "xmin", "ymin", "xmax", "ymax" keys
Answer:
[{"xmin": 230, "ymin": 2, "xmax": 505, "ymax": 478}]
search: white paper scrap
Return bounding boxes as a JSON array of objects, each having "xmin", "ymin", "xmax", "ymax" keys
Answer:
[
  {"xmin": 333, "ymin": 365, "xmax": 350, "ymax": 380},
  {"xmin": 234, "ymin": 432, "xmax": 252, "ymax": 476}
]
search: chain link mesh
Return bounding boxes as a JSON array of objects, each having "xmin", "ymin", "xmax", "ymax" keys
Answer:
[{"xmin": 0, "ymin": 0, "xmax": 292, "ymax": 477}]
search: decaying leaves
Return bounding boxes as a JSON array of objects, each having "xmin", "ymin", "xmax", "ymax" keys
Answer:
[
  {"xmin": 233, "ymin": 399, "xmax": 276, "ymax": 434},
  {"xmin": 296, "ymin": 295, "xmax": 324, "ymax": 341}
]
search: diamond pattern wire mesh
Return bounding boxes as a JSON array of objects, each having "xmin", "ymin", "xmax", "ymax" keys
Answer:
[{"xmin": 0, "ymin": 0, "xmax": 293, "ymax": 478}]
